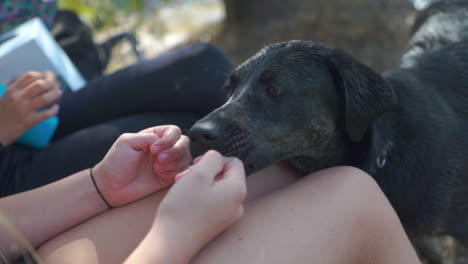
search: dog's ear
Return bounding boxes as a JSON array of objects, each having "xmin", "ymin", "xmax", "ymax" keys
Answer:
[{"xmin": 326, "ymin": 49, "xmax": 396, "ymax": 142}]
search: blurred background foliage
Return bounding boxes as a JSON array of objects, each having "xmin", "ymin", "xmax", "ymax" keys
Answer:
[
  {"xmin": 54, "ymin": 0, "xmax": 450, "ymax": 75},
  {"xmin": 58, "ymin": 0, "xmax": 174, "ymax": 29},
  {"xmin": 55, "ymin": 0, "xmax": 225, "ymax": 71},
  {"xmin": 56, "ymin": 0, "xmax": 418, "ymax": 72}
]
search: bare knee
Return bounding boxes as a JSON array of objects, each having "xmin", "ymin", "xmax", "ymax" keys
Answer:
[
  {"xmin": 300, "ymin": 166, "xmax": 383, "ymax": 202},
  {"xmin": 193, "ymin": 167, "xmax": 417, "ymax": 264},
  {"xmin": 304, "ymin": 166, "xmax": 398, "ymax": 218},
  {"xmin": 300, "ymin": 166, "xmax": 401, "ymax": 238},
  {"xmin": 299, "ymin": 167, "xmax": 416, "ymax": 263}
]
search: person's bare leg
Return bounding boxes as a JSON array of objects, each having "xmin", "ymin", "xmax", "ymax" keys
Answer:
[
  {"xmin": 38, "ymin": 166, "xmax": 419, "ymax": 264},
  {"xmin": 192, "ymin": 166, "xmax": 420, "ymax": 264},
  {"xmin": 37, "ymin": 164, "xmax": 297, "ymax": 264}
]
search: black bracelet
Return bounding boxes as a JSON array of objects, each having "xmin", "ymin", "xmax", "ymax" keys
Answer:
[{"xmin": 90, "ymin": 168, "xmax": 113, "ymax": 209}]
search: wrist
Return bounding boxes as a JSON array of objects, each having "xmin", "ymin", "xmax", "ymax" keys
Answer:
[
  {"xmin": 80, "ymin": 169, "xmax": 110, "ymax": 215},
  {"xmin": 90, "ymin": 168, "xmax": 113, "ymax": 209},
  {"xmin": 91, "ymin": 162, "xmax": 117, "ymax": 206}
]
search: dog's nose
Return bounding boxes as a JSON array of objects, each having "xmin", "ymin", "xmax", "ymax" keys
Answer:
[{"xmin": 188, "ymin": 121, "xmax": 220, "ymax": 144}]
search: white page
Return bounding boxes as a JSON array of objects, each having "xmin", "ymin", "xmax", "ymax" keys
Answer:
[{"xmin": 0, "ymin": 17, "xmax": 86, "ymax": 91}]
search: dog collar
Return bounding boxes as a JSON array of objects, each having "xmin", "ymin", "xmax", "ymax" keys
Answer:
[
  {"xmin": 376, "ymin": 152, "xmax": 387, "ymax": 168},
  {"xmin": 366, "ymin": 119, "xmax": 394, "ymax": 173}
]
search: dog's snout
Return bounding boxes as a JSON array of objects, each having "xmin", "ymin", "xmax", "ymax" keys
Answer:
[{"xmin": 188, "ymin": 122, "xmax": 220, "ymax": 144}]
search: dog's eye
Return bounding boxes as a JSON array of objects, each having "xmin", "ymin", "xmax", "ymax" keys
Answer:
[
  {"xmin": 224, "ymin": 83, "xmax": 235, "ymax": 92},
  {"xmin": 259, "ymin": 70, "xmax": 274, "ymax": 84},
  {"xmin": 224, "ymin": 75, "xmax": 239, "ymax": 93},
  {"xmin": 260, "ymin": 71, "xmax": 285, "ymax": 97},
  {"xmin": 266, "ymin": 86, "xmax": 285, "ymax": 97}
]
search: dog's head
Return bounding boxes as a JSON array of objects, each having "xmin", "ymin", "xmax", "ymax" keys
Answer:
[{"xmin": 189, "ymin": 40, "xmax": 396, "ymax": 174}]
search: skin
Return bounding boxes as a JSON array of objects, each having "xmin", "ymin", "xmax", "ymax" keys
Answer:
[
  {"xmin": 93, "ymin": 126, "xmax": 193, "ymax": 207},
  {"xmin": 0, "ymin": 125, "xmax": 192, "ymax": 260},
  {"xmin": 0, "ymin": 71, "xmax": 62, "ymax": 146},
  {"xmin": 37, "ymin": 166, "xmax": 421, "ymax": 264},
  {"xmin": 0, "ymin": 95, "xmax": 421, "ymax": 263},
  {"xmin": 125, "ymin": 151, "xmax": 247, "ymax": 264}
]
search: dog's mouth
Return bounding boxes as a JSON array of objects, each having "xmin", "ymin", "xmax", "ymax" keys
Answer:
[
  {"xmin": 217, "ymin": 137, "xmax": 282, "ymax": 175},
  {"xmin": 217, "ymin": 129, "xmax": 252, "ymax": 157},
  {"xmin": 189, "ymin": 125, "xmax": 253, "ymax": 160},
  {"xmin": 189, "ymin": 121, "xmax": 281, "ymax": 175}
]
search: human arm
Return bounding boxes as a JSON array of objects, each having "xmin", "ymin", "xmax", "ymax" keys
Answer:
[
  {"xmin": 0, "ymin": 71, "xmax": 62, "ymax": 147},
  {"xmin": 125, "ymin": 151, "xmax": 247, "ymax": 264},
  {"xmin": 0, "ymin": 125, "xmax": 190, "ymax": 259},
  {"xmin": 0, "ymin": 169, "xmax": 108, "ymax": 257}
]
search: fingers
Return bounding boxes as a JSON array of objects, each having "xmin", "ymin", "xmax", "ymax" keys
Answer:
[
  {"xmin": 26, "ymin": 104, "xmax": 60, "ymax": 126},
  {"xmin": 154, "ymin": 136, "xmax": 191, "ymax": 172},
  {"xmin": 155, "ymin": 154, "xmax": 191, "ymax": 174},
  {"xmin": 8, "ymin": 72, "xmax": 62, "ymax": 112},
  {"xmin": 150, "ymin": 126, "xmax": 182, "ymax": 154},
  {"xmin": 174, "ymin": 169, "xmax": 190, "ymax": 182},
  {"xmin": 138, "ymin": 125, "xmax": 179, "ymax": 136},
  {"xmin": 27, "ymin": 88, "xmax": 63, "ymax": 112},
  {"xmin": 9, "ymin": 71, "xmax": 58, "ymax": 93},
  {"xmin": 8, "ymin": 72, "xmax": 42, "ymax": 92},
  {"xmin": 116, "ymin": 132, "xmax": 159, "ymax": 150},
  {"xmin": 176, "ymin": 153, "xmax": 244, "ymax": 183},
  {"xmin": 221, "ymin": 157, "xmax": 246, "ymax": 182},
  {"xmin": 157, "ymin": 135, "xmax": 190, "ymax": 162},
  {"xmin": 41, "ymin": 71, "xmax": 60, "ymax": 95},
  {"xmin": 21, "ymin": 79, "xmax": 53, "ymax": 100},
  {"xmin": 43, "ymin": 71, "xmax": 59, "ymax": 89},
  {"xmin": 138, "ymin": 126, "xmax": 185, "ymax": 155},
  {"xmin": 187, "ymin": 150, "xmax": 224, "ymax": 182},
  {"xmin": 214, "ymin": 157, "xmax": 247, "ymax": 202},
  {"xmin": 193, "ymin": 155, "xmax": 202, "ymax": 164},
  {"xmin": 159, "ymin": 168, "xmax": 188, "ymax": 181}
]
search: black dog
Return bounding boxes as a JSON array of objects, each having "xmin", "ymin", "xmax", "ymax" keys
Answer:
[{"xmin": 189, "ymin": 1, "xmax": 468, "ymax": 262}]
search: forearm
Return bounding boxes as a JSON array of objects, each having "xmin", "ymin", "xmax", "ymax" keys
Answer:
[{"xmin": 0, "ymin": 169, "xmax": 108, "ymax": 258}]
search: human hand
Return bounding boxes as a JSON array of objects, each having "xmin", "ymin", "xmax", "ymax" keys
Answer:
[
  {"xmin": 92, "ymin": 125, "xmax": 191, "ymax": 207},
  {"xmin": 0, "ymin": 71, "xmax": 61, "ymax": 146},
  {"xmin": 149, "ymin": 150, "xmax": 247, "ymax": 262}
]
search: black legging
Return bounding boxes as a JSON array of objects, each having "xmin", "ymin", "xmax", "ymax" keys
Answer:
[{"xmin": 0, "ymin": 43, "xmax": 233, "ymax": 197}]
